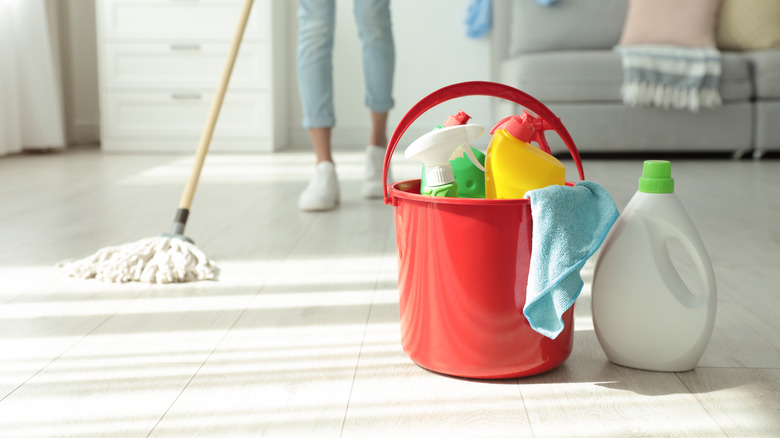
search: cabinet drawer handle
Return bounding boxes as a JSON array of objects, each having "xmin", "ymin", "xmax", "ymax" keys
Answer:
[
  {"xmin": 170, "ymin": 43, "xmax": 202, "ymax": 51},
  {"xmin": 171, "ymin": 93, "xmax": 202, "ymax": 100}
]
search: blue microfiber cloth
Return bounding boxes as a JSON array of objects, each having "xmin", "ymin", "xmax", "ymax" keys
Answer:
[
  {"xmin": 523, "ymin": 181, "xmax": 619, "ymax": 339},
  {"xmin": 465, "ymin": 0, "xmax": 557, "ymax": 39},
  {"xmin": 465, "ymin": 0, "xmax": 491, "ymax": 38}
]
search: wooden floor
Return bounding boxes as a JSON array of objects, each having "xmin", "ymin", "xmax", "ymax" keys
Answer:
[{"xmin": 0, "ymin": 146, "xmax": 778, "ymax": 437}]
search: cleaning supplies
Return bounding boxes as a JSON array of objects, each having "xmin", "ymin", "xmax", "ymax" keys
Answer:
[
  {"xmin": 449, "ymin": 147, "xmax": 486, "ymax": 198},
  {"xmin": 420, "ymin": 111, "xmax": 487, "ymax": 198},
  {"xmin": 591, "ymin": 160, "xmax": 717, "ymax": 372},
  {"xmin": 422, "ymin": 146, "xmax": 486, "ymax": 198},
  {"xmin": 523, "ymin": 181, "xmax": 619, "ymax": 339},
  {"xmin": 440, "ymin": 110, "xmax": 472, "ymax": 128},
  {"xmin": 485, "ymin": 111, "xmax": 565, "ymax": 199},
  {"xmin": 406, "ymin": 115, "xmax": 485, "ymax": 197}
]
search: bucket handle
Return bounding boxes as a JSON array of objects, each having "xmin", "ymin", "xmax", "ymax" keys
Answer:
[{"xmin": 383, "ymin": 81, "xmax": 584, "ymax": 205}]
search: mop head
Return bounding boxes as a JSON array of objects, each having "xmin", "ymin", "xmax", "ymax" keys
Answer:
[{"xmin": 57, "ymin": 236, "xmax": 219, "ymax": 283}]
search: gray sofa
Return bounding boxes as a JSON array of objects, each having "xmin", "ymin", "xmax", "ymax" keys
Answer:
[{"xmin": 491, "ymin": 0, "xmax": 780, "ymax": 158}]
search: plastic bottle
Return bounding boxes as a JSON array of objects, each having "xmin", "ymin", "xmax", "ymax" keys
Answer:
[
  {"xmin": 484, "ymin": 111, "xmax": 565, "ymax": 199},
  {"xmin": 591, "ymin": 160, "xmax": 717, "ymax": 372},
  {"xmin": 420, "ymin": 111, "xmax": 487, "ymax": 198},
  {"xmin": 449, "ymin": 147, "xmax": 486, "ymax": 198},
  {"xmin": 421, "ymin": 146, "xmax": 486, "ymax": 198},
  {"xmin": 406, "ymin": 113, "xmax": 485, "ymax": 198}
]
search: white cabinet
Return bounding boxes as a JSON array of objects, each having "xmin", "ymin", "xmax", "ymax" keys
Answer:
[{"xmin": 96, "ymin": 0, "xmax": 288, "ymax": 153}]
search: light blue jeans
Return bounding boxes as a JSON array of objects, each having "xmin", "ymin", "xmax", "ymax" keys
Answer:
[{"xmin": 297, "ymin": 0, "xmax": 395, "ymax": 128}]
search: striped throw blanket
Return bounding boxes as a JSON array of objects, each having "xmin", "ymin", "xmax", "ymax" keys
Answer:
[{"xmin": 615, "ymin": 45, "xmax": 722, "ymax": 112}]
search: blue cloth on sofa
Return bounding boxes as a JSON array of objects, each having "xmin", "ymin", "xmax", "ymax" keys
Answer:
[
  {"xmin": 466, "ymin": 0, "xmax": 558, "ymax": 38},
  {"xmin": 523, "ymin": 181, "xmax": 619, "ymax": 339},
  {"xmin": 465, "ymin": 0, "xmax": 491, "ymax": 38}
]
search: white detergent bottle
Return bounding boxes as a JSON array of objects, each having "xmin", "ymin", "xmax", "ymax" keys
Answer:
[{"xmin": 591, "ymin": 160, "xmax": 717, "ymax": 372}]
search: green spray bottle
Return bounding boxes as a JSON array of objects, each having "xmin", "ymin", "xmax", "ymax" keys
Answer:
[
  {"xmin": 405, "ymin": 117, "xmax": 485, "ymax": 197},
  {"xmin": 412, "ymin": 111, "xmax": 486, "ymax": 197}
]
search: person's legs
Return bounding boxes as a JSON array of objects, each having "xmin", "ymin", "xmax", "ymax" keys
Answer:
[
  {"xmin": 369, "ymin": 110, "xmax": 389, "ymax": 151},
  {"xmin": 308, "ymin": 127, "xmax": 333, "ymax": 163},
  {"xmin": 353, "ymin": 0, "xmax": 395, "ymax": 124},
  {"xmin": 297, "ymin": 0, "xmax": 339, "ymax": 210},
  {"xmin": 297, "ymin": 0, "xmax": 336, "ymax": 163},
  {"xmin": 354, "ymin": 0, "xmax": 395, "ymax": 198}
]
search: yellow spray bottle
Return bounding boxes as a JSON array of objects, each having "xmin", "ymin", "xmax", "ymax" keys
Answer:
[{"xmin": 485, "ymin": 111, "xmax": 565, "ymax": 199}]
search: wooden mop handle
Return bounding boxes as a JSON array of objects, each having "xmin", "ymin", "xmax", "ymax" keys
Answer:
[{"xmin": 178, "ymin": 0, "xmax": 254, "ymax": 211}]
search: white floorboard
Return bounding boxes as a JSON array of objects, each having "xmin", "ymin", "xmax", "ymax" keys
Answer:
[{"xmin": 0, "ymin": 146, "xmax": 778, "ymax": 437}]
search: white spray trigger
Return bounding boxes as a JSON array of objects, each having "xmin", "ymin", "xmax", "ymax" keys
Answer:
[
  {"xmin": 464, "ymin": 143, "xmax": 486, "ymax": 172},
  {"xmin": 449, "ymin": 145, "xmax": 464, "ymax": 161},
  {"xmin": 449, "ymin": 143, "xmax": 486, "ymax": 172},
  {"xmin": 405, "ymin": 123, "xmax": 485, "ymax": 167}
]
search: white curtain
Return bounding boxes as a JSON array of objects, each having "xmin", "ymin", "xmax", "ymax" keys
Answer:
[{"xmin": 0, "ymin": 0, "xmax": 66, "ymax": 157}]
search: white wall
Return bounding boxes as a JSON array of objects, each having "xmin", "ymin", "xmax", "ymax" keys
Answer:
[
  {"xmin": 57, "ymin": 0, "xmax": 100, "ymax": 146},
  {"xmin": 287, "ymin": 0, "xmax": 495, "ymax": 151},
  {"xmin": 62, "ymin": 0, "xmax": 494, "ymax": 151}
]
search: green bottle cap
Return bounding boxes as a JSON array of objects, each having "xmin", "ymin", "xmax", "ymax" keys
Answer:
[{"xmin": 638, "ymin": 160, "xmax": 674, "ymax": 193}]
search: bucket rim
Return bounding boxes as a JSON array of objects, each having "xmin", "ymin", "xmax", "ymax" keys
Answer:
[
  {"xmin": 389, "ymin": 179, "xmax": 577, "ymax": 206},
  {"xmin": 389, "ymin": 180, "xmax": 525, "ymax": 206}
]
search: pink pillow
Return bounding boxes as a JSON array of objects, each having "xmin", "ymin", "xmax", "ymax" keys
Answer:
[{"xmin": 619, "ymin": 0, "xmax": 722, "ymax": 47}]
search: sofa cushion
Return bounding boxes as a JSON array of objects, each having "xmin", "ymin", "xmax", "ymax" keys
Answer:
[
  {"xmin": 508, "ymin": 0, "xmax": 628, "ymax": 56},
  {"xmin": 718, "ymin": 0, "xmax": 780, "ymax": 50},
  {"xmin": 502, "ymin": 51, "xmax": 624, "ymax": 102},
  {"xmin": 746, "ymin": 51, "xmax": 780, "ymax": 98},
  {"xmin": 619, "ymin": 0, "xmax": 721, "ymax": 47},
  {"xmin": 540, "ymin": 102, "xmax": 753, "ymax": 152},
  {"xmin": 500, "ymin": 51, "xmax": 753, "ymax": 103}
]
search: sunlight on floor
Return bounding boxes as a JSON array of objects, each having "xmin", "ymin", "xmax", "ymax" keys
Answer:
[
  {"xmin": 0, "ymin": 256, "xmax": 398, "ymax": 319},
  {"xmin": 263, "ymin": 256, "xmax": 397, "ymax": 287},
  {"xmin": 117, "ymin": 152, "xmax": 422, "ymax": 185},
  {"xmin": 2, "ymin": 263, "xmax": 775, "ymax": 436},
  {"xmin": 0, "ymin": 288, "xmax": 399, "ymax": 320},
  {"xmin": 1, "ymin": 250, "xmax": 598, "ymax": 343},
  {"xmin": 0, "ymin": 320, "xmax": 410, "ymax": 436}
]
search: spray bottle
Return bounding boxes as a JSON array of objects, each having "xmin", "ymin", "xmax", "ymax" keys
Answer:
[
  {"xmin": 405, "ymin": 114, "xmax": 485, "ymax": 197},
  {"xmin": 420, "ymin": 111, "xmax": 487, "ymax": 198},
  {"xmin": 485, "ymin": 111, "xmax": 565, "ymax": 199}
]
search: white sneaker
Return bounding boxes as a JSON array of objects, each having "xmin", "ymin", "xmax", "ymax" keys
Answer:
[
  {"xmin": 362, "ymin": 145, "xmax": 391, "ymax": 199},
  {"xmin": 299, "ymin": 161, "xmax": 340, "ymax": 211}
]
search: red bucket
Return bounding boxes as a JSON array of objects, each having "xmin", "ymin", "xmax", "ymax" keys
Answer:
[{"xmin": 383, "ymin": 82, "xmax": 585, "ymax": 379}]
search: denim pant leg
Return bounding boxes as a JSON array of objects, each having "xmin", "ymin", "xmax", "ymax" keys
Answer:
[
  {"xmin": 297, "ymin": 0, "xmax": 336, "ymax": 129},
  {"xmin": 354, "ymin": 0, "xmax": 395, "ymax": 113}
]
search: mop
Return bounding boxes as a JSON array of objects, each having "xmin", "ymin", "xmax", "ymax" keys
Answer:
[{"xmin": 57, "ymin": 0, "xmax": 255, "ymax": 283}]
